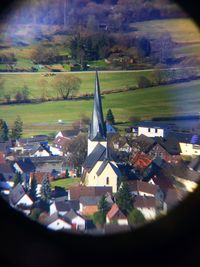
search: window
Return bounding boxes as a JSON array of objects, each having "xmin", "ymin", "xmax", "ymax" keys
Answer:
[
  {"xmin": 148, "ymin": 128, "xmax": 151, "ymax": 132},
  {"xmin": 106, "ymin": 177, "xmax": 109, "ymax": 185},
  {"xmin": 155, "ymin": 129, "xmax": 158, "ymax": 133}
]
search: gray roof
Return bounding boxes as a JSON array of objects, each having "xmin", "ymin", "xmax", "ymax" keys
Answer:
[
  {"xmin": 45, "ymin": 212, "xmax": 71, "ymax": 226},
  {"xmin": 138, "ymin": 121, "xmax": 175, "ymax": 129},
  {"xmin": 154, "ymin": 136, "xmax": 181, "ymax": 155},
  {"xmin": 15, "ymin": 158, "xmax": 35, "ymax": 173},
  {"xmin": 64, "ymin": 209, "xmax": 83, "ymax": 221},
  {"xmin": 9, "ymin": 184, "xmax": 25, "ymax": 206},
  {"xmin": 79, "ymin": 196, "xmax": 101, "ymax": 206},
  {"xmin": 88, "ymin": 71, "xmax": 106, "ymax": 142},
  {"xmin": 96, "ymin": 159, "xmax": 121, "ymax": 177},
  {"xmin": 0, "ymin": 163, "xmax": 15, "ymax": 175},
  {"xmin": 83, "ymin": 143, "xmax": 106, "ymax": 170},
  {"xmin": 133, "ymin": 134, "xmax": 156, "ymax": 153},
  {"xmin": 188, "ymin": 156, "xmax": 200, "ymax": 172},
  {"xmin": 55, "ymin": 200, "xmax": 79, "ymax": 212}
]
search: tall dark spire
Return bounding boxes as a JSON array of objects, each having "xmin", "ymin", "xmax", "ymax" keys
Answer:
[{"xmin": 89, "ymin": 71, "xmax": 106, "ymax": 141}]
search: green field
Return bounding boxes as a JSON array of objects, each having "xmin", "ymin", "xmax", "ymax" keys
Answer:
[
  {"xmin": 132, "ymin": 18, "xmax": 200, "ymax": 43},
  {"xmin": 0, "ymin": 71, "xmax": 152, "ymax": 99},
  {"xmin": 51, "ymin": 178, "xmax": 80, "ymax": 190},
  {"xmin": 1, "ymin": 79, "xmax": 200, "ymax": 137}
]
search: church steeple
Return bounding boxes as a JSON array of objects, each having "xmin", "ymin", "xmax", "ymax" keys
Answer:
[{"xmin": 89, "ymin": 71, "xmax": 107, "ymax": 141}]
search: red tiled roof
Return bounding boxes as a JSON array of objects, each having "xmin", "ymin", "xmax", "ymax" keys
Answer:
[
  {"xmin": 131, "ymin": 152, "xmax": 152, "ymax": 170},
  {"xmin": 106, "ymin": 203, "xmax": 127, "ymax": 220},
  {"xmin": 53, "ymin": 137, "xmax": 71, "ymax": 148}
]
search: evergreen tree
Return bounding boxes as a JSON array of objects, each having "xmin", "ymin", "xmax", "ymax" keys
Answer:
[
  {"xmin": 98, "ymin": 195, "xmax": 109, "ymax": 218},
  {"xmin": 0, "ymin": 119, "xmax": 9, "ymax": 141},
  {"xmin": 106, "ymin": 109, "xmax": 115, "ymax": 125},
  {"xmin": 65, "ymin": 168, "xmax": 69, "ymax": 178},
  {"xmin": 11, "ymin": 116, "xmax": 23, "ymax": 140},
  {"xmin": 14, "ymin": 172, "xmax": 23, "ymax": 186},
  {"xmin": 115, "ymin": 181, "xmax": 133, "ymax": 215},
  {"xmin": 41, "ymin": 176, "xmax": 51, "ymax": 203},
  {"xmin": 29, "ymin": 174, "xmax": 38, "ymax": 201}
]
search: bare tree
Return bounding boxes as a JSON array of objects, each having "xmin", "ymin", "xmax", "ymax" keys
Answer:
[{"xmin": 52, "ymin": 74, "xmax": 81, "ymax": 100}]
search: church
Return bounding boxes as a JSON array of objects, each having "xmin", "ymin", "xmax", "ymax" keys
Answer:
[{"xmin": 81, "ymin": 72, "xmax": 121, "ymax": 193}]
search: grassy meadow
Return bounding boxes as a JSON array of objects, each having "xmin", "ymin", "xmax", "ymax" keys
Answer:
[
  {"xmin": 1, "ymin": 78, "xmax": 200, "ymax": 137},
  {"xmin": 0, "ymin": 71, "xmax": 153, "ymax": 99}
]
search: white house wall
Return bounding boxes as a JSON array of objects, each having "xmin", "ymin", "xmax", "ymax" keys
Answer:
[
  {"xmin": 138, "ymin": 127, "xmax": 164, "ymax": 138},
  {"xmin": 47, "ymin": 219, "xmax": 72, "ymax": 231},
  {"xmin": 17, "ymin": 194, "xmax": 33, "ymax": 207}
]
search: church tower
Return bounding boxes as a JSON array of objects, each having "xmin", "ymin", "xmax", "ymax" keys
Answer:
[{"xmin": 88, "ymin": 71, "xmax": 107, "ymax": 155}]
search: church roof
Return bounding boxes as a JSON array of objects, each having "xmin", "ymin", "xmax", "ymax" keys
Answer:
[
  {"xmin": 96, "ymin": 159, "xmax": 121, "ymax": 177},
  {"xmin": 83, "ymin": 143, "xmax": 106, "ymax": 171},
  {"xmin": 88, "ymin": 72, "xmax": 106, "ymax": 141}
]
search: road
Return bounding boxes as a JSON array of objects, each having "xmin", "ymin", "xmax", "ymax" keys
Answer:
[{"xmin": 0, "ymin": 66, "xmax": 198, "ymax": 75}]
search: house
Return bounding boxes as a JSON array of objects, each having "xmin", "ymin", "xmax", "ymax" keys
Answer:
[
  {"xmin": 171, "ymin": 132, "xmax": 200, "ymax": 156},
  {"xmin": 148, "ymin": 135, "xmax": 181, "ymax": 164},
  {"xmin": 131, "ymin": 152, "xmax": 152, "ymax": 171},
  {"xmin": 137, "ymin": 121, "xmax": 174, "ymax": 138},
  {"xmin": 9, "ymin": 183, "xmax": 33, "ymax": 214},
  {"xmin": 31, "ymin": 156, "xmax": 67, "ymax": 178},
  {"xmin": 51, "ymin": 186, "xmax": 68, "ymax": 202},
  {"xmin": 163, "ymin": 188, "xmax": 187, "ymax": 213},
  {"xmin": 13, "ymin": 136, "xmax": 48, "ymax": 154},
  {"xmin": 171, "ymin": 160, "xmax": 199, "ymax": 192},
  {"xmin": 133, "ymin": 195, "xmax": 157, "ymax": 220},
  {"xmin": 45, "ymin": 212, "xmax": 72, "ymax": 231},
  {"xmin": 188, "ymin": 156, "xmax": 200, "ymax": 172},
  {"xmin": 81, "ymin": 72, "xmax": 121, "ymax": 193},
  {"xmin": 13, "ymin": 158, "xmax": 35, "ymax": 184},
  {"xmin": 106, "ymin": 203, "xmax": 128, "ymax": 225},
  {"xmin": 55, "ymin": 129, "xmax": 82, "ymax": 140},
  {"xmin": 30, "ymin": 144, "xmax": 52, "ymax": 157},
  {"xmin": 126, "ymin": 180, "xmax": 164, "ymax": 201},
  {"xmin": 0, "ymin": 140, "xmax": 13, "ymax": 156},
  {"xmin": 68, "ymin": 185, "xmax": 112, "ymax": 201},
  {"xmin": 50, "ymin": 200, "xmax": 79, "ymax": 216},
  {"xmin": 0, "ymin": 162, "xmax": 15, "ymax": 180},
  {"xmin": 79, "ymin": 196, "xmax": 101, "ymax": 216},
  {"xmin": 132, "ymin": 134, "xmax": 156, "ymax": 156},
  {"xmin": 64, "ymin": 209, "xmax": 86, "ymax": 231},
  {"xmin": 53, "ymin": 136, "xmax": 71, "ymax": 155}
]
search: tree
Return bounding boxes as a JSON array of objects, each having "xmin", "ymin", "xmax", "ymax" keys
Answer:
[
  {"xmin": 21, "ymin": 85, "xmax": 30, "ymax": 102},
  {"xmin": 11, "ymin": 116, "xmax": 23, "ymax": 140},
  {"xmin": 93, "ymin": 211, "xmax": 105, "ymax": 229},
  {"xmin": 14, "ymin": 172, "xmax": 23, "ymax": 187},
  {"xmin": 41, "ymin": 176, "xmax": 51, "ymax": 203},
  {"xmin": 137, "ymin": 76, "xmax": 152, "ymax": 88},
  {"xmin": 15, "ymin": 91, "xmax": 23, "ymax": 103},
  {"xmin": 65, "ymin": 168, "xmax": 70, "ymax": 178},
  {"xmin": 67, "ymin": 133, "xmax": 87, "ymax": 176},
  {"xmin": 115, "ymin": 181, "xmax": 132, "ymax": 215},
  {"xmin": 0, "ymin": 76, "xmax": 5, "ymax": 99},
  {"xmin": 106, "ymin": 109, "xmax": 115, "ymax": 125},
  {"xmin": 29, "ymin": 174, "xmax": 38, "ymax": 201},
  {"xmin": 135, "ymin": 36, "xmax": 151, "ymax": 58},
  {"xmin": 128, "ymin": 208, "xmax": 146, "ymax": 226},
  {"xmin": 0, "ymin": 119, "xmax": 9, "ymax": 141},
  {"xmin": 29, "ymin": 208, "xmax": 41, "ymax": 221},
  {"xmin": 52, "ymin": 74, "xmax": 81, "ymax": 100},
  {"xmin": 98, "ymin": 195, "xmax": 109, "ymax": 218}
]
